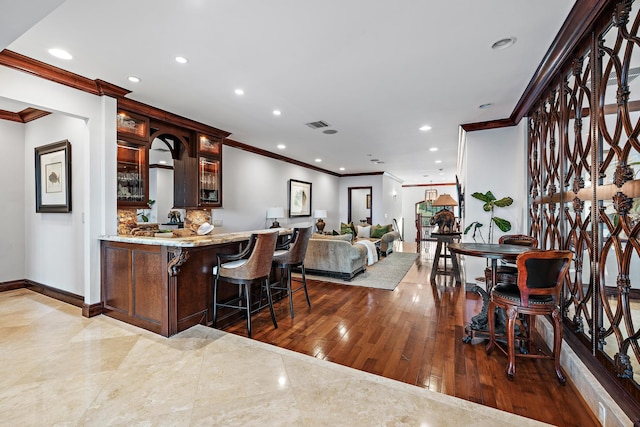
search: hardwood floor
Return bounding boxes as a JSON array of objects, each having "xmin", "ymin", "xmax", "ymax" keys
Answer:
[{"xmin": 226, "ymin": 242, "xmax": 599, "ymax": 427}]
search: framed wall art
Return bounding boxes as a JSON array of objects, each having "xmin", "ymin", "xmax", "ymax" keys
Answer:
[
  {"xmin": 289, "ymin": 179, "xmax": 311, "ymax": 217},
  {"xmin": 35, "ymin": 140, "xmax": 72, "ymax": 213}
]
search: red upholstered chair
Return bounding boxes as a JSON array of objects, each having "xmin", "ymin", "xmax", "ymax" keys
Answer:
[
  {"xmin": 486, "ymin": 250, "xmax": 572, "ymax": 382},
  {"xmin": 484, "ymin": 234, "xmax": 538, "ymax": 287},
  {"xmin": 213, "ymin": 232, "xmax": 279, "ymax": 338}
]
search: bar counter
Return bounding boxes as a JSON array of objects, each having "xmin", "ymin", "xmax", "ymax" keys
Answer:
[{"xmin": 99, "ymin": 228, "xmax": 290, "ymax": 336}]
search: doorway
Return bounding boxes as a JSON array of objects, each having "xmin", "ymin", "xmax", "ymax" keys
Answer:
[{"xmin": 348, "ymin": 186, "xmax": 372, "ymax": 225}]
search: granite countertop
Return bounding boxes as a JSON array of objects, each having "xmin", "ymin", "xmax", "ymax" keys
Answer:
[{"xmin": 99, "ymin": 228, "xmax": 291, "ymax": 247}]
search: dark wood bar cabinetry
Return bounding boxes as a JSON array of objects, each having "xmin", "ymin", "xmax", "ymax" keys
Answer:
[{"xmin": 100, "ymin": 229, "xmax": 288, "ymax": 337}]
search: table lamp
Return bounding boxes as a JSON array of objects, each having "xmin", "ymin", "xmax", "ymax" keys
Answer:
[
  {"xmin": 432, "ymin": 193, "xmax": 458, "ymax": 210},
  {"xmin": 266, "ymin": 207, "xmax": 285, "ymax": 228},
  {"xmin": 314, "ymin": 209, "xmax": 327, "ymax": 233}
]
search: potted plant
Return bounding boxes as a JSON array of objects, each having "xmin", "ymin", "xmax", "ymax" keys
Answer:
[
  {"xmin": 464, "ymin": 191, "xmax": 513, "ymax": 243},
  {"xmin": 137, "ymin": 199, "xmax": 156, "ymax": 222}
]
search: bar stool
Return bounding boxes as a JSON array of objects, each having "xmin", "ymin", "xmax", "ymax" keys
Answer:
[
  {"xmin": 486, "ymin": 250, "xmax": 572, "ymax": 382},
  {"xmin": 268, "ymin": 225, "xmax": 313, "ymax": 318},
  {"xmin": 213, "ymin": 232, "xmax": 278, "ymax": 338}
]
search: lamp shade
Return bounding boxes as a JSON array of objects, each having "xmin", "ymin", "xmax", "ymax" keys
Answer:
[
  {"xmin": 314, "ymin": 209, "xmax": 327, "ymax": 219},
  {"xmin": 432, "ymin": 193, "xmax": 458, "ymax": 207},
  {"xmin": 266, "ymin": 207, "xmax": 285, "ymax": 219}
]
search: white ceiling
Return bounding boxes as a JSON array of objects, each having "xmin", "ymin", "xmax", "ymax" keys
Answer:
[{"xmin": 2, "ymin": 0, "xmax": 575, "ymax": 184}]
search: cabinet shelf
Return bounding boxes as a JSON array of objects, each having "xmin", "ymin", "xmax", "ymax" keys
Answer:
[{"xmin": 117, "ymin": 138, "xmax": 149, "ymax": 207}]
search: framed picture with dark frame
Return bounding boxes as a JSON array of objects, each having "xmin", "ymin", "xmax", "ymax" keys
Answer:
[
  {"xmin": 35, "ymin": 140, "xmax": 72, "ymax": 213},
  {"xmin": 289, "ymin": 179, "xmax": 312, "ymax": 217}
]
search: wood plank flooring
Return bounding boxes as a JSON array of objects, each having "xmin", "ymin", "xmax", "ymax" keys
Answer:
[{"xmin": 226, "ymin": 242, "xmax": 599, "ymax": 427}]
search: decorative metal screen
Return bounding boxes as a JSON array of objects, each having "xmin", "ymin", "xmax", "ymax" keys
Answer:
[{"xmin": 527, "ymin": 0, "xmax": 640, "ymax": 403}]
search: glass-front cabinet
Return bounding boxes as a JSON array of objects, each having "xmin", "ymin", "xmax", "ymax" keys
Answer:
[
  {"xmin": 197, "ymin": 134, "xmax": 222, "ymax": 207},
  {"xmin": 199, "ymin": 157, "xmax": 220, "ymax": 206},
  {"xmin": 116, "ymin": 110, "xmax": 150, "ymax": 208},
  {"xmin": 117, "ymin": 140, "xmax": 148, "ymax": 206}
]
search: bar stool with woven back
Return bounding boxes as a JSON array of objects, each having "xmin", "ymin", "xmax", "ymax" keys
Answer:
[
  {"xmin": 486, "ymin": 250, "xmax": 573, "ymax": 383},
  {"xmin": 212, "ymin": 231, "xmax": 279, "ymax": 338},
  {"xmin": 268, "ymin": 225, "xmax": 313, "ymax": 318}
]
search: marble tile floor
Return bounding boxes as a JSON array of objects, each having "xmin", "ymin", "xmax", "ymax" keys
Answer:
[{"xmin": 0, "ymin": 289, "xmax": 551, "ymax": 426}]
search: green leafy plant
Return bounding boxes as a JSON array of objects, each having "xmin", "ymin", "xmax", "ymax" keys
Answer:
[
  {"xmin": 463, "ymin": 191, "xmax": 513, "ymax": 243},
  {"xmin": 137, "ymin": 199, "xmax": 156, "ymax": 222}
]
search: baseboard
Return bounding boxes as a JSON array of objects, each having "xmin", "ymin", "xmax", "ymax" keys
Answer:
[
  {"xmin": 0, "ymin": 279, "xmax": 27, "ymax": 292},
  {"xmin": 82, "ymin": 302, "xmax": 103, "ymax": 318},
  {"xmin": 24, "ymin": 279, "xmax": 84, "ymax": 308},
  {"xmin": 536, "ymin": 317, "xmax": 634, "ymax": 426}
]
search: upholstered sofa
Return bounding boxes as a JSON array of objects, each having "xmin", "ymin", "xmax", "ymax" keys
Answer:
[
  {"xmin": 345, "ymin": 222, "xmax": 401, "ymax": 257},
  {"xmin": 378, "ymin": 230, "xmax": 401, "ymax": 256},
  {"xmin": 302, "ymin": 234, "xmax": 367, "ymax": 281}
]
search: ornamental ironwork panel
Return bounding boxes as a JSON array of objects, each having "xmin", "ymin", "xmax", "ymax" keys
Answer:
[
  {"xmin": 596, "ymin": 1, "xmax": 640, "ymax": 384},
  {"xmin": 527, "ymin": 0, "xmax": 640, "ymax": 401}
]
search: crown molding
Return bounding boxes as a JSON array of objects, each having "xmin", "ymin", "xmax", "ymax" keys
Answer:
[{"xmin": 0, "ymin": 49, "xmax": 130, "ymax": 98}]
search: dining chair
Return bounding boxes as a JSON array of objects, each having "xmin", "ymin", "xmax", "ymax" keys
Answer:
[
  {"xmin": 486, "ymin": 249, "xmax": 572, "ymax": 382},
  {"xmin": 267, "ymin": 225, "xmax": 313, "ymax": 318},
  {"xmin": 484, "ymin": 234, "xmax": 538, "ymax": 287},
  {"xmin": 213, "ymin": 231, "xmax": 279, "ymax": 338}
]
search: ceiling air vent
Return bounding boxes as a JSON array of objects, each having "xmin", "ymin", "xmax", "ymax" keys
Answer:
[{"xmin": 305, "ymin": 120, "xmax": 330, "ymax": 129}]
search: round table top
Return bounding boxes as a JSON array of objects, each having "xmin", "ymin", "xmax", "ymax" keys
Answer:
[{"xmin": 447, "ymin": 242, "xmax": 535, "ymax": 260}]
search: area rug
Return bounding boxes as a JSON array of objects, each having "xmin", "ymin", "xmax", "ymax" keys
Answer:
[{"xmin": 295, "ymin": 252, "xmax": 418, "ymax": 291}]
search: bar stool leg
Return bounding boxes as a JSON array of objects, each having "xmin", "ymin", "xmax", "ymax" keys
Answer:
[
  {"xmin": 265, "ymin": 278, "xmax": 278, "ymax": 329},
  {"xmin": 213, "ymin": 276, "xmax": 219, "ymax": 328},
  {"xmin": 286, "ymin": 267, "xmax": 295, "ymax": 318},
  {"xmin": 301, "ymin": 265, "xmax": 311, "ymax": 307},
  {"xmin": 244, "ymin": 283, "xmax": 252, "ymax": 338}
]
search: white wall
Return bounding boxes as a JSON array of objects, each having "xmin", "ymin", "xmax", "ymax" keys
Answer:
[
  {"xmin": 0, "ymin": 66, "xmax": 116, "ymax": 304},
  {"xmin": 382, "ymin": 173, "xmax": 403, "ymax": 233},
  {"xmin": 216, "ymin": 146, "xmax": 340, "ymax": 232},
  {"xmin": 461, "ymin": 123, "xmax": 527, "ymax": 280},
  {"xmin": 24, "ymin": 113, "xmax": 87, "ymax": 295},
  {"xmin": 0, "ymin": 120, "xmax": 26, "ymax": 282}
]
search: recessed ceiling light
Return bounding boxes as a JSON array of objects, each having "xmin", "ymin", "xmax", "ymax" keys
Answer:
[
  {"xmin": 323, "ymin": 129, "xmax": 338, "ymax": 134},
  {"xmin": 479, "ymin": 103, "xmax": 494, "ymax": 109},
  {"xmin": 429, "ymin": 147, "xmax": 438, "ymax": 152},
  {"xmin": 48, "ymin": 48, "xmax": 72, "ymax": 60},
  {"xmin": 235, "ymin": 88, "xmax": 244, "ymax": 95},
  {"xmin": 277, "ymin": 144, "xmax": 286, "ymax": 150},
  {"xmin": 491, "ymin": 37, "xmax": 517, "ymax": 50},
  {"xmin": 339, "ymin": 167, "xmax": 345, "ymax": 171},
  {"xmin": 435, "ymin": 160, "xmax": 442, "ymax": 164},
  {"xmin": 419, "ymin": 125, "xmax": 432, "ymax": 131},
  {"xmin": 315, "ymin": 158, "xmax": 322, "ymax": 162},
  {"xmin": 128, "ymin": 76, "xmax": 141, "ymax": 83},
  {"xmin": 175, "ymin": 56, "xmax": 188, "ymax": 64},
  {"xmin": 273, "ymin": 110, "xmax": 282, "ymax": 116}
]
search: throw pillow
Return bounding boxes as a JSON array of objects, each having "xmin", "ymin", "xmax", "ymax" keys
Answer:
[
  {"xmin": 340, "ymin": 222, "xmax": 353, "ymax": 235},
  {"xmin": 332, "ymin": 229, "xmax": 339, "ymax": 235},
  {"xmin": 341, "ymin": 222, "xmax": 358, "ymax": 235},
  {"xmin": 371, "ymin": 224, "xmax": 387, "ymax": 238},
  {"xmin": 356, "ymin": 225, "xmax": 371, "ymax": 238}
]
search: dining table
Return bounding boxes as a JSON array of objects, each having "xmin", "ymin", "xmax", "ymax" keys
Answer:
[{"xmin": 447, "ymin": 242, "xmax": 536, "ymax": 343}]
